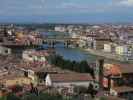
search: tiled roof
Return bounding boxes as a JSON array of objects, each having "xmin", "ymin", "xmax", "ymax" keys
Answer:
[
  {"xmin": 104, "ymin": 64, "xmax": 121, "ymax": 76},
  {"xmin": 49, "ymin": 73, "xmax": 93, "ymax": 82},
  {"xmin": 24, "ymin": 50, "xmax": 49, "ymax": 57},
  {"xmin": 119, "ymin": 64, "xmax": 133, "ymax": 74},
  {"xmin": 112, "ymin": 86, "xmax": 133, "ymax": 93},
  {"xmin": 104, "ymin": 63, "xmax": 133, "ymax": 76},
  {"xmin": 14, "ymin": 61, "xmax": 45, "ymax": 72},
  {"xmin": 99, "ymin": 96, "xmax": 126, "ymax": 100}
]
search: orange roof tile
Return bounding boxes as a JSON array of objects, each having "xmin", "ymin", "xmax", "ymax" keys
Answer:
[{"xmin": 49, "ymin": 73, "xmax": 93, "ymax": 82}]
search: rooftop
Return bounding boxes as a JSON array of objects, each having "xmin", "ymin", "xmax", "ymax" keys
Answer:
[
  {"xmin": 23, "ymin": 50, "xmax": 49, "ymax": 57},
  {"xmin": 16, "ymin": 61, "xmax": 45, "ymax": 72},
  {"xmin": 49, "ymin": 73, "xmax": 93, "ymax": 82},
  {"xmin": 98, "ymin": 96, "xmax": 126, "ymax": 100},
  {"xmin": 112, "ymin": 86, "xmax": 133, "ymax": 93},
  {"xmin": 104, "ymin": 63, "xmax": 133, "ymax": 76}
]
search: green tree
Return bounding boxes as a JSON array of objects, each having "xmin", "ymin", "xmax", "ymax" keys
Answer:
[
  {"xmin": 6, "ymin": 93, "xmax": 21, "ymax": 100},
  {"xmin": 0, "ymin": 96, "xmax": 7, "ymax": 100},
  {"xmin": 11, "ymin": 85, "xmax": 23, "ymax": 93},
  {"xmin": 51, "ymin": 55, "xmax": 94, "ymax": 77}
]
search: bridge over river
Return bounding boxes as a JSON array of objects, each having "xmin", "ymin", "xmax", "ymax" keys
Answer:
[
  {"xmin": 42, "ymin": 37, "xmax": 79, "ymax": 47},
  {"xmin": 41, "ymin": 31, "xmax": 80, "ymax": 47}
]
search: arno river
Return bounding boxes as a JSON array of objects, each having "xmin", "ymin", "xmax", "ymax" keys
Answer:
[
  {"xmin": 41, "ymin": 32, "xmax": 97, "ymax": 62},
  {"xmin": 40, "ymin": 31, "xmax": 130, "ymax": 64}
]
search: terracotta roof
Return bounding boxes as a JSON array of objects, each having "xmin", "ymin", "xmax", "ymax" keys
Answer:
[
  {"xmin": 49, "ymin": 73, "xmax": 93, "ymax": 82},
  {"xmin": 25, "ymin": 50, "xmax": 49, "ymax": 57},
  {"xmin": 17, "ymin": 61, "xmax": 46, "ymax": 72},
  {"xmin": 41, "ymin": 66, "xmax": 77, "ymax": 74},
  {"xmin": 113, "ymin": 86, "xmax": 133, "ymax": 93},
  {"xmin": 32, "ymin": 51, "xmax": 49, "ymax": 57},
  {"xmin": 104, "ymin": 64, "xmax": 133, "ymax": 76},
  {"xmin": 104, "ymin": 64, "xmax": 121, "ymax": 76},
  {"xmin": 0, "ymin": 74, "xmax": 30, "ymax": 82},
  {"xmin": 119, "ymin": 64, "xmax": 133, "ymax": 74},
  {"xmin": 110, "ymin": 65, "xmax": 121, "ymax": 75},
  {"xmin": 37, "ymin": 85, "xmax": 47, "ymax": 91},
  {"xmin": 99, "ymin": 96, "xmax": 126, "ymax": 100}
]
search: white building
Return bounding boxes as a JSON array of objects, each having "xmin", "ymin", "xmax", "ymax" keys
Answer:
[
  {"xmin": 78, "ymin": 40, "xmax": 87, "ymax": 48},
  {"xmin": 104, "ymin": 43, "xmax": 116, "ymax": 53},
  {"xmin": 114, "ymin": 45, "xmax": 133, "ymax": 61},
  {"xmin": 67, "ymin": 25, "xmax": 74, "ymax": 33},
  {"xmin": 115, "ymin": 45, "xmax": 128, "ymax": 55},
  {"xmin": 45, "ymin": 73, "xmax": 98, "ymax": 91},
  {"xmin": 70, "ymin": 32, "xmax": 80, "ymax": 38},
  {"xmin": 104, "ymin": 44, "xmax": 112, "ymax": 52},
  {"xmin": 0, "ymin": 46, "xmax": 11, "ymax": 55},
  {"xmin": 0, "ymin": 68, "xmax": 8, "ymax": 77},
  {"xmin": 22, "ymin": 50, "xmax": 47, "ymax": 62},
  {"xmin": 115, "ymin": 45, "xmax": 133, "ymax": 56},
  {"xmin": 78, "ymin": 36, "xmax": 90, "ymax": 48},
  {"xmin": 7, "ymin": 30, "xmax": 13, "ymax": 36},
  {"xmin": 55, "ymin": 26, "xmax": 66, "ymax": 32},
  {"xmin": 110, "ymin": 86, "xmax": 133, "ymax": 98}
]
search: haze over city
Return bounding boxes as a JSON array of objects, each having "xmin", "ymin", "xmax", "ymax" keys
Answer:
[{"xmin": 0, "ymin": 0, "xmax": 133, "ymax": 23}]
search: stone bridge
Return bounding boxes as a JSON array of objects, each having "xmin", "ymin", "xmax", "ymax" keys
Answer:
[{"xmin": 42, "ymin": 36, "xmax": 80, "ymax": 47}]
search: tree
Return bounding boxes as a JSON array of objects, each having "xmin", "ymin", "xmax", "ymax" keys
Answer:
[
  {"xmin": 100, "ymin": 97, "xmax": 107, "ymax": 100},
  {"xmin": 0, "ymin": 96, "xmax": 7, "ymax": 100},
  {"xmin": 87, "ymin": 83, "xmax": 97, "ymax": 98},
  {"xmin": 22, "ymin": 92, "xmax": 63, "ymax": 100},
  {"xmin": 6, "ymin": 93, "xmax": 21, "ymax": 100},
  {"xmin": 22, "ymin": 93, "xmax": 38, "ymax": 100},
  {"xmin": 51, "ymin": 54, "xmax": 94, "ymax": 77},
  {"xmin": 10, "ymin": 85, "xmax": 23, "ymax": 93},
  {"xmin": 74, "ymin": 86, "xmax": 88, "ymax": 94}
]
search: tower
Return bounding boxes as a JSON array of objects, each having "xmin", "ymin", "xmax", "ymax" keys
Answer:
[{"xmin": 95, "ymin": 59, "xmax": 104, "ymax": 90}]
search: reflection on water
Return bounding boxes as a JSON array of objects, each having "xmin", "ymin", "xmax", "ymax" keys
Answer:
[
  {"xmin": 41, "ymin": 31, "xmax": 96, "ymax": 62},
  {"xmin": 42, "ymin": 43, "xmax": 96, "ymax": 62}
]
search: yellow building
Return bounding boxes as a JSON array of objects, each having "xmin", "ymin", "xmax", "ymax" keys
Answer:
[
  {"xmin": 115, "ymin": 46, "xmax": 128, "ymax": 55},
  {"xmin": 3, "ymin": 77, "xmax": 32, "ymax": 87}
]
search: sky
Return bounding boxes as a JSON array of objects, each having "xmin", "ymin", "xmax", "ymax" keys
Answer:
[{"xmin": 0, "ymin": 0, "xmax": 133, "ymax": 23}]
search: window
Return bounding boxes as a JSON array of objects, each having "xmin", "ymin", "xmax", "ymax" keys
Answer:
[{"xmin": 5, "ymin": 50, "xmax": 8, "ymax": 54}]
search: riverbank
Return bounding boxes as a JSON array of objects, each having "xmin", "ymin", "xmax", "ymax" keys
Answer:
[{"xmin": 84, "ymin": 48, "xmax": 133, "ymax": 63}]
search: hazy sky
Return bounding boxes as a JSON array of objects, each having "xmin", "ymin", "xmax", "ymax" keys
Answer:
[{"xmin": 0, "ymin": 0, "xmax": 133, "ymax": 23}]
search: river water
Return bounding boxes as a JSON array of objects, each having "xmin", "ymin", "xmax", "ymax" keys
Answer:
[{"xmin": 41, "ymin": 32, "xmax": 97, "ymax": 62}]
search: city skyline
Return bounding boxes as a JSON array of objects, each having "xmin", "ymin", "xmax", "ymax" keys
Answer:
[{"xmin": 0, "ymin": 0, "xmax": 133, "ymax": 23}]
